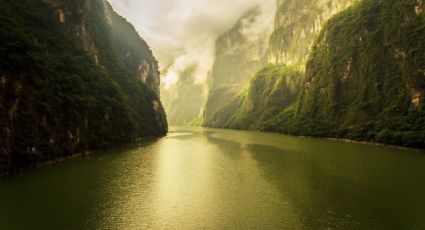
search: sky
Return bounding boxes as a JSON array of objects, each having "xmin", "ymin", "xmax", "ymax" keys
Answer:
[{"xmin": 108, "ymin": 0, "xmax": 276, "ymax": 88}]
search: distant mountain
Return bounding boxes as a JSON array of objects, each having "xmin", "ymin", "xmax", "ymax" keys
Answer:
[
  {"xmin": 204, "ymin": 0, "xmax": 425, "ymax": 149},
  {"xmin": 204, "ymin": 0, "xmax": 354, "ymax": 128},
  {"xmin": 161, "ymin": 65, "xmax": 206, "ymax": 125},
  {"xmin": 162, "ymin": 6, "xmax": 274, "ymax": 126},
  {"xmin": 203, "ymin": 8, "xmax": 271, "ymax": 125},
  {"xmin": 0, "ymin": 0, "xmax": 167, "ymax": 175}
]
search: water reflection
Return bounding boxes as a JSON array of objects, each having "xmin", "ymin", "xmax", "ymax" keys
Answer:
[
  {"xmin": 148, "ymin": 129, "xmax": 303, "ymax": 228},
  {"xmin": 245, "ymin": 142, "xmax": 425, "ymax": 229},
  {"xmin": 0, "ymin": 127, "xmax": 424, "ymax": 229},
  {"xmin": 247, "ymin": 144, "xmax": 366, "ymax": 229}
]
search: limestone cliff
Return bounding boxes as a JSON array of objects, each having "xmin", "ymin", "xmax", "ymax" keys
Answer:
[
  {"xmin": 0, "ymin": 0, "xmax": 167, "ymax": 175},
  {"xmin": 44, "ymin": 0, "xmax": 161, "ymax": 95},
  {"xmin": 203, "ymin": 0, "xmax": 353, "ymax": 128},
  {"xmin": 203, "ymin": 8, "xmax": 274, "ymax": 123},
  {"xmin": 205, "ymin": 65, "xmax": 302, "ymax": 129},
  {"xmin": 269, "ymin": 0, "xmax": 354, "ymax": 67},
  {"xmin": 163, "ymin": 6, "xmax": 275, "ymax": 125},
  {"xmin": 293, "ymin": 0, "xmax": 425, "ymax": 147},
  {"xmin": 203, "ymin": 0, "xmax": 425, "ymax": 148}
]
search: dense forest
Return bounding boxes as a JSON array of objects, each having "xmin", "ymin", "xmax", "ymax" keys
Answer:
[
  {"xmin": 0, "ymin": 0, "xmax": 167, "ymax": 175},
  {"xmin": 203, "ymin": 0, "xmax": 425, "ymax": 149},
  {"xmin": 1, "ymin": 0, "xmax": 425, "ymax": 176}
]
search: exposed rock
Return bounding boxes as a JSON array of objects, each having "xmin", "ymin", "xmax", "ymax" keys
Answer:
[
  {"xmin": 204, "ymin": 65, "xmax": 302, "ymax": 129},
  {"xmin": 152, "ymin": 100, "xmax": 160, "ymax": 112},
  {"xmin": 294, "ymin": 0, "xmax": 425, "ymax": 148},
  {"xmin": 269, "ymin": 0, "xmax": 354, "ymax": 66},
  {"xmin": 394, "ymin": 48, "xmax": 407, "ymax": 59},
  {"xmin": 202, "ymin": 8, "xmax": 273, "ymax": 123},
  {"xmin": 415, "ymin": 6, "xmax": 423, "ymax": 16},
  {"xmin": 0, "ymin": 0, "xmax": 167, "ymax": 175},
  {"xmin": 342, "ymin": 58, "xmax": 353, "ymax": 80},
  {"xmin": 57, "ymin": 9, "xmax": 65, "ymax": 23},
  {"xmin": 103, "ymin": 0, "xmax": 113, "ymax": 25},
  {"xmin": 411, "ymin": 89, "xmax": 422, "ymax": 108},
  {"xmin": 94, "ymin": 54, "xmax": 99, "ymax": 65},
  {"xmin": 139, "ymin": 60, "xmax": 150, "ymax": 82}
]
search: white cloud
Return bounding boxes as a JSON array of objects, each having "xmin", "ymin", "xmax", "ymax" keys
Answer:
[{"xmin": 108, "ymin": 0, "xmax": 275, "ymax": 89}]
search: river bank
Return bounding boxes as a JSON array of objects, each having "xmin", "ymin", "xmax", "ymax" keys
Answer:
[
  {"xmin": 325, "ymin": 137, "xmax": 424, "ymax": 152},
  {"xmin": 1, "ymin": 136, "xmax": 163, "ymax": 177}
]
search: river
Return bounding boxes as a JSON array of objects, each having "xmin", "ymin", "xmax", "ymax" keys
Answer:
[{"xmin": 0, "ymin": 127, "xmax": 424, "ymax": 229}]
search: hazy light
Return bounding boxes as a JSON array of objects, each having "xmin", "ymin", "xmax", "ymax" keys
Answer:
[
  {"xmin": 108, "ymin": 0, "xmax": 276, "ymax": 88},
  {"xmin": 163, "ymin": 71, "xmax": 178, "ymax": 89}
]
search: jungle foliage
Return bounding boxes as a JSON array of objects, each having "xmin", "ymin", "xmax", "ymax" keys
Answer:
[
  {"xmin": 0, "ymin": 0, "xmax": 167, "ymax": 175},
  {"xmin": 205, "ymin": 0, "xmax": 425, "ymax": 149}
]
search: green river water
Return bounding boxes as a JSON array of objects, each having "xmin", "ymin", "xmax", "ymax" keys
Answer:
[{"xmin": 0, "ymin": 127, "xmax": 424, "ymax": 229}]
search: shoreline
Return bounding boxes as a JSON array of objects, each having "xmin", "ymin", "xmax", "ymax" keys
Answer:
[
  {"xmin": 3, "ymin": 151, "xmax": 96, "ymax": 177},
  {"xmin": 259, "ymin": 128, "xmax": 424, "ymax": 152},
  {"xmin": 36, "ymin": 151, "xmax": 94, "ymax": 168},
  {"xmin": 198, "ymin": 125, "xmax": 424, "ymax": 152},
  {"xmin": 1, "ymin": 135, "xmax": 165, "ymax": 177},
  {"xmin": 323, "ymin": 137, "xmax": 422, "ymax": 152}
]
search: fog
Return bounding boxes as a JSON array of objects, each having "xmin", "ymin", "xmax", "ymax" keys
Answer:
[{"xmin": 108, "ymin": 0, "xmax": 276, "ymax": 88}]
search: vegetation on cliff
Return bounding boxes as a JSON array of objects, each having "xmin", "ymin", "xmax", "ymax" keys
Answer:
[
  {"xmin": 205, "ymin": 64, "xmax": 302, "ymax": 129},
  {"xmin": 203, "ymin": 0, "xmax": 355, "ymax": 128},
  {"xmin": 295, "ymin": 0, "xmax": 425, "ymax": 148},
  {"xmin": 202, "ymin": 8, "xmax": 273, "ymax": 124},
  {"xmin": 0, "ymin": 0, "xmax": 167, "ymax": 175},
  {"xmin": 205, "ymin": 0, "xmax": 425, "ymax": 149}
]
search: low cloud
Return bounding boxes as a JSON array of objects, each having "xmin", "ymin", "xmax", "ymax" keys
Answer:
[{"xmin": 108, "ymin": 0, "xmax": 276, "ymax": 89}]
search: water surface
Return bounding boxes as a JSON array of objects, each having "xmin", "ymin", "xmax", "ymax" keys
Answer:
[{"xmin": 0, "ymin": 127, "xmax": 424, "ymax": 229}]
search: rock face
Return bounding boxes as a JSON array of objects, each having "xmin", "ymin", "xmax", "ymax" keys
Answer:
[
  {"xmin": 45, "ymin": 0, "xmax": 161, "ymax": 95},
  {"xmin": 204, "ymin": 0, "xmax": 425, "ymax": 148},
  {"xmin": 0, "ymin": 0, "xmax": 167, "ymax": 175},
  {"xmin": 294, "ymin": 0, "xmax": 425, "ymax": 147},
  {"xmin": 204, "ymin": 0, "xmax": 353, "ymax": 128},
  {"xmin": 269, "ymin": 0, "xmax": 353, "ymax": 67},
  {"xmin": 163, "ymin": 6, "xmax": 275, "ymax": 125},
  {"xmin": 205, "ymin": 65, "xmax": 302, "ymax": 129},
  {"xmin": 202, "ymin": 8, "xmax": 274, "ymax": 124}
]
